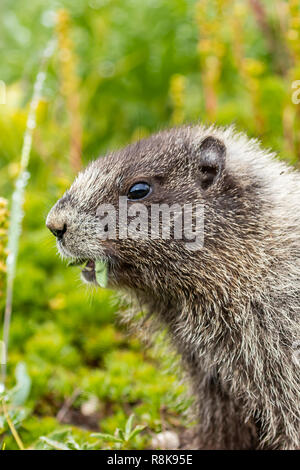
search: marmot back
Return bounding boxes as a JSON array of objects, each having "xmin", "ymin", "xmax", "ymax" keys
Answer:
[{"xmin": 47, "ymin": 125, "xmax": 300, "ymax": 449}]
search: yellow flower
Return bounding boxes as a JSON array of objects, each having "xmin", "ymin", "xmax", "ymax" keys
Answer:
[
  {"xmin": 49, "ymin": 293, "xmax": 66, "ymax": 311},
  {"xmin": 169, "ymin": 74, "xmax": 186, "ymax": 125},
  {"xmin": 56, "ymin": 8, "xmax": 82, "ymax": 173},
  {"xmin": 243, "ymin": 58, "xmax": 265, "ymax": 77}
]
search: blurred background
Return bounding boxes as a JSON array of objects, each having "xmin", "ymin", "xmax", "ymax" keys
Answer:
[{"xmin": 0, "ymin": 0, "xmax": 299, "ymax": 450}]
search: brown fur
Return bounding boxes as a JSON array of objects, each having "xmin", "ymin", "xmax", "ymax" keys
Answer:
[{"xmin": 47, "ymin": 125, "xmax": 300, "ymax": 449}]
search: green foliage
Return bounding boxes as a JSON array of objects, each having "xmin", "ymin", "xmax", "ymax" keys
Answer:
[
  {"xmin": 0, "ymin": 0, "xmax": 299, "ymax": 450},
  {"xmin": 92, "ymin": 414, "xmax": 146, "ymax": 450}
]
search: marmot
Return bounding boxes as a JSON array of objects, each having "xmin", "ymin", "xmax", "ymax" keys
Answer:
[{"xmin": 46, "ymin": 125, "xmax": 300, "ymax": 450}]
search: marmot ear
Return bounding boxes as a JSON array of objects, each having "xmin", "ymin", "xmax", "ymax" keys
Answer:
[{"xmin": 197, "ymin": 136, "xmax": 226, "ymax": 190}]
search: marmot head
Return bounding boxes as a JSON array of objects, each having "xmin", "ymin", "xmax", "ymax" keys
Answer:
[{"xmin": 46, "ymin": 125, "xmax": 274, "ymax": 303}]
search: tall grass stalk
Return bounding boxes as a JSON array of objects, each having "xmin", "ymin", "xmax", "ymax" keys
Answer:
[
  {"xmin": 0, "ymin": 39, "xmax": 56, "ymax": 390},
  {"xmin": 0, "ymin": 198, "xmax": 8, "ymax": 300},
  {"xmin": 169, "ymin": 74, "xmax": 186, "ymax": 125},
  {"xmin": 56, "ymin": 9, "xmax": 82, "ymax": 173}
]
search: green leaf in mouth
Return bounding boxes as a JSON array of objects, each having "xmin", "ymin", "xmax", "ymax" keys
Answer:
[{"xmin": 95, "ymin": 260, "xmax": 108, "ymax": 288}]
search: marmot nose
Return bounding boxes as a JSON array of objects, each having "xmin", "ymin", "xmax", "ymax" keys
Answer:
[{"xmin": 47, "ymin": 222, "xmax": 67, "ymax": 240}]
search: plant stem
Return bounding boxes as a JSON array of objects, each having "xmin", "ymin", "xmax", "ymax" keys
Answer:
[
  {"xmin": 0, "ymin": 39, "xmax": 56, "ymax": 389},
  {"xmin": 2, "ymin": 399, "xmax": 25, "ymax": 450}
]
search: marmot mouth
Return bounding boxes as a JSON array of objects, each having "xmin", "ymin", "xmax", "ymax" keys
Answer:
[
  {"xmin": 81, "ymin": 260, "xmax": 96, "ymax": 284},
  {"xmin": 67, "ymin": 259, "xmax": 97, "ymax": 284},
  {"xmin": 68, "ymin": 259, "xmax": 108, "ymax": 286}
]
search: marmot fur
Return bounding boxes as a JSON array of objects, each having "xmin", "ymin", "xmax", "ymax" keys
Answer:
[{"xmin": 47, "ymin": 125, "xmax": 300, "ymax": 449}]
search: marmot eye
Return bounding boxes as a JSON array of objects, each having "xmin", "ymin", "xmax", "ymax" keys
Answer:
[{"xmin": 127, "ymin": 182, "xmax": 151, "ymax": 200}]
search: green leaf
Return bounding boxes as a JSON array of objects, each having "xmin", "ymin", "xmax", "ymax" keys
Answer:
[
  {"xmin": 39, "ymin": 437, "xmax": 71, "ymax": 450},
  {"xmin": 66, "ymin": 436, "xmax": 81, "ymax": 450},
  {"xmin": 129, "ymin": 425, "xmax": 146, "ymax": 441},
  {"xmin": 91, "ymin": 433, "xmax": 123, "ymax": 444},
  {"xmin": 117, "ymin": 428, "xmax": 125, "ymax": 441},
  {"xmin": 95, "ymin": 260, "xmax": 108, "ymax": 288},
  {"xmin": 10, "ymin": 363, "xmax": 31, "ymax": 406},
  {"xmin": 124, "ymin": 414, "xmax": 134, "ymax": 441}
]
